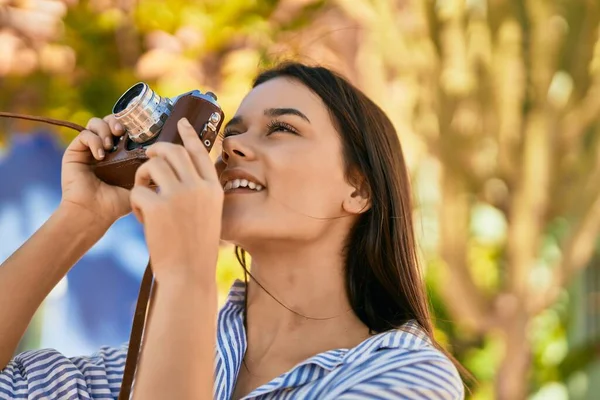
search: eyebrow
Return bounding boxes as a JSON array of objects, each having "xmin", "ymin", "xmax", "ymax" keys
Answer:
[
  {"xmin": 265, "ymin": 108, "xmax": 311, "ymax": 123},
  {"xmin": 223, "ymin": 107, "xmax": 311, "ymax": 131}
]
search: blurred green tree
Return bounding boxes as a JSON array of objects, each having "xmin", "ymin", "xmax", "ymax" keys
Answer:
[{"xmin": 296, "ymin": 0, "xmax": 599, "ymax": 398}]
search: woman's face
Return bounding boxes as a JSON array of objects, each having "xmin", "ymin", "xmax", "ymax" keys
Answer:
[{"xmin": 215, "ymin": 77, "xmax": 358, "ymax": 248}]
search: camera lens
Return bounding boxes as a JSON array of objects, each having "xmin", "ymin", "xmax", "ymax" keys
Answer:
[{"xmin": 112, "ymin": 82, "xmax": 173, "ymax": 144}]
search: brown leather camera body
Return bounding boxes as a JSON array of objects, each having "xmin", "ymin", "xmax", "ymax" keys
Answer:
[{"xmin": 93, "ymin": 93, "xmax": 224, "ymax": 189}]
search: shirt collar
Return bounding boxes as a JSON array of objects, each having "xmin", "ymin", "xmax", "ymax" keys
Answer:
[
  {"xmin": 225, "ymin": 278, "xmax": 247, "ymax": 306},
  {"xmin": 217, "ymin": 279, "xmax": 435, "ymax": 398}
]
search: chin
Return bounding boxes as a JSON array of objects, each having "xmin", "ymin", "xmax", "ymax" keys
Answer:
[
  {"xmin": 220, "ymin": 217, "xmax": 285, "ymax": 249},
  {"xmin": 220, "ymin": 226, "xmax": 246, "ymax": 244},
  {"xmin": 220, "ymin": 212, "xmax": 260, "ymax": 244}
]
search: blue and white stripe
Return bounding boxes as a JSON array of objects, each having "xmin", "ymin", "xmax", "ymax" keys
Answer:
[{"xmin": 1, "ymin": 280, "xmax": 464, "ymax": 399}]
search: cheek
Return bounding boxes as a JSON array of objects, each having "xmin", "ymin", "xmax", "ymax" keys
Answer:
[{"xmin": 266, "ymin": 143, "xmax": 347, "ymax": 219}]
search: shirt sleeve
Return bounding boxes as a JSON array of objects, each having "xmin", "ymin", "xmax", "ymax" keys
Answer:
[
  {"xmin": 334, "ymin": 348, "xmax": 465, "ymax": 400},
  {"xmin": 0, "ymin": 345, "xmax": 127, "ymax": 400}
]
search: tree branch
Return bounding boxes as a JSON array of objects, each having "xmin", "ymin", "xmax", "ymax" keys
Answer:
[
  {"xmin": 437, "ymin": 167, "xmax": 493, "ymax": 333},
  {"xmin": 529, "ymin": 185, "xmax": 600, "ymax": 315}
]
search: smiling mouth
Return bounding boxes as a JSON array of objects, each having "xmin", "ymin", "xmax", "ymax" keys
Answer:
[{"xmin": 223, "ymin": 178, "xmax": 265, "ymax": 193}]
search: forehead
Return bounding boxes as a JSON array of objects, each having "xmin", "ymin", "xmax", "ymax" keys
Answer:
[{"xmin": 236, "ymin": 77, "xmax": 327, "ymax": 120}]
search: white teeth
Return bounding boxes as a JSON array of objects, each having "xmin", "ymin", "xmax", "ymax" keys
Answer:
[{"xmin": 223, "ymin": 179, "xmax": 264, "ymax": 192}]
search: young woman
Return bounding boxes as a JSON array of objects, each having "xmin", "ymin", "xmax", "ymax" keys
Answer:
[{"xmin": 0, "ymin": 63, "xmax": 465, "ymax": 399}]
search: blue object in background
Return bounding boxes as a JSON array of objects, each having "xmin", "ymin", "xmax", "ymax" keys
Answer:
[{"xmin": 0, "ymin": 131, "xmax": 147, "ymax": 357}]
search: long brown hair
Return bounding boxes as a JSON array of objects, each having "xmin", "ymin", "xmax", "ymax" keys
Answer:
[{"xmin": 235, "ymin": 62, "xmax": 470, "ymax": 382}]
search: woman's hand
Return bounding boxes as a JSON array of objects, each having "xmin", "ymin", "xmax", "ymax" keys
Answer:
[
  {"xmin": 129, "ymin": 119, "xmax": 221, "ymax": 400},
  {"xmin": 130, "ymin": 117, "xmax": 223, "ymax": 285},
  {"xmin": 60, "ymin": 115, "xmax": 131, "ymax": 228}
]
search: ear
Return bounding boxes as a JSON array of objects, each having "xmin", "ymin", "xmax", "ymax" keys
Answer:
[{"xmin": 342, "ymin": 170, "xmax": 371, "ymax": 215}]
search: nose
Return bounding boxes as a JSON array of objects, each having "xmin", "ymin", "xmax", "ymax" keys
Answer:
[{"xmin": 221, "ymin": 134, "xmax": 255, "ymax": 163}]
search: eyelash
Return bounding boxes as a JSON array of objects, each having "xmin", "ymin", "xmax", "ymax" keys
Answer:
[
  {"xmin": 222, "ymin": 119, "xmax": 298, "ymax": 138},
  {"xmin": 266, "ymin": 120, "xmax": 298, "ymax": 135}
]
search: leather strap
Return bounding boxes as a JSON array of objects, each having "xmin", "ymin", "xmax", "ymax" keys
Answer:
[
  {"xmin": 0, "ymin": 112, "xmax": 86, "ymax": 132},
  {"xmin": 119, "ymin": 263, "xmax": 155, "ymax": 400},
  {"xmin": 0, "ymin": 111, "xmax": 153, "ymax": 400}
]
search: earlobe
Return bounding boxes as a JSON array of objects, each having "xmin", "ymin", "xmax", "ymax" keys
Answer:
[
  {"xmin": 342, "ymin": 170, "xmax": 371, "ymax": 214},
  {"xmin": 342, "ymin": 187, "xmax": 371, "ymax": 215}
]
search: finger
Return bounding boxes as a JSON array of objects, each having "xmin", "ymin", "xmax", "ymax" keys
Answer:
[
  {"xmin": 178, "ymin": 118, "xmax": 219, "ymax": 183},
  {"xmin": 145, "ymin": 142, "xmax": 200, "ymax": 184},
  {"xmin": 75, "ymin": 130, "xmax": 106, "ymax": 160},
  {"xmin": 134, "ymin": 157, "xmax": 179, "ymax": 193},
  {"xmin": 131, "ymin": 201, "xmax": 144, "ymax": 224},
  {"xmin": 103, "ymin": 114, "xmax": 126, "ymax": 137},
  {"xmin": 87, "ymin": 117, "xmax": 116, "ymax": 151},
  {"xmin": 130, "ymin": 185, "xmax": 159, "ymax": 223}
]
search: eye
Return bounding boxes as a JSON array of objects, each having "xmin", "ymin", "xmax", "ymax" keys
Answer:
[
  {"xmin": 266, "ymin": 120, "xmax": 298, "ymax": 135},
  {"xmin": 222, "ymin": 129, "xmax": 240, "ymax": 138}
]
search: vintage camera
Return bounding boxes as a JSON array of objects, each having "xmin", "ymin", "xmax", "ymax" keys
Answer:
[{"xmin": 93, "ymin": 82, "xmax": 224, "ymax": 188}]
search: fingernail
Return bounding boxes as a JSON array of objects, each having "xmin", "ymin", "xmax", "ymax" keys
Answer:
[
  {"xmin": 114, "ymin": 123, "xmax": 123, "ymax": 131},
  {"xmin": 179, "ymin": 118, "xmax": 192, "ymax": 127},
  {"xmin": 98, "ymin": 149, "xmax": 105, "ymax": 158}
]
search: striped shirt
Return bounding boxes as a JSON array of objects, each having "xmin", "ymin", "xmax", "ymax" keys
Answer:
[{"xmin": 1, "ymin": 280, "xmax": 464, "ymax": 399}]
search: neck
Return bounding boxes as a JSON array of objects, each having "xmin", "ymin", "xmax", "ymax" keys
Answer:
[
  {"xmin": 239, "ymin": 238, "xmax": 371, "ymax": 365},
  {"xmin": 247, "ymin": 241, "xmax": 349, "ymax": 319}
]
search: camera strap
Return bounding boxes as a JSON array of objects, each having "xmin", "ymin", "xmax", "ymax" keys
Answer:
[
  {"xmin": 0, "ymin": 112, "xmax": 86, "ymax": 132},
  {"xmin": 120, "ymin": 262, "xmax": 155, "ymax": 400},
  {"xmin": 0, "ymin": 111, "xmax": 153, "ymax": 400}
]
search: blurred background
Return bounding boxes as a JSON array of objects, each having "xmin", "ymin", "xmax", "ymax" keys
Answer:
[{"xmin": 0, "ymin": 0, "xmax": 599, "ymax": 399}]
